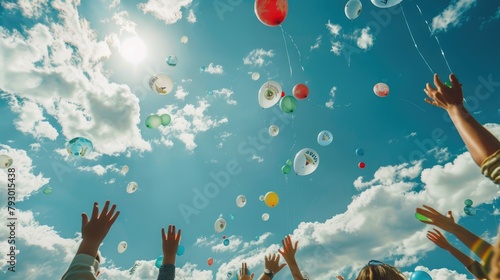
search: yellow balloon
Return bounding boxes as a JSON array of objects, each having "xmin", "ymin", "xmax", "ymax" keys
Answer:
[{"xmin": 264, "ymin": 191, "xmax": 279, "ymax": 207}]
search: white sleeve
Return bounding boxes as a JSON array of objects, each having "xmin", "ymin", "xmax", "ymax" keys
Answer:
[{"xmin": 62, "ymin": 254, "xmax": 99, "ymax": 280}]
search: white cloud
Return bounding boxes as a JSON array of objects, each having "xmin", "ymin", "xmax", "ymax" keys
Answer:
[
  {"xmin": 330, "ymin": 41, "xmax": 342, "ymax": 55},
  {"xmin": 30, "ymin": 143, "xmax": 41, "ymax": 151},
  {"xmin": 78, "ymin": 164, "xmax": 120, "ymax": 176},
  {"xmin": 203, "ymin": 63, "xmax": 224, "ymax": 75},
  {"xmin": 174, "ymin": 85, "xmax": 189, "ymax": 101},
  {"xmin": 211, "ymin": 236, "xmax": 243, "ymax": 253},
  {"xmin": 251, "ymin": 154, "xmax": 264, "ymax": 163},
  {"xmin": 326, "ymin": 20, "xmax": 342, "ymax": 36},
  {"xmin": 405, "ymin": 132, "xmax": 417, "ymax": 139},
  {"xmin": 109, "ymin": 0, "xmax": 120, "ymax": 9},
  {"xmin": 16, "ymin": 0, "xmax": 48, "ymax": 18},
  {"xmin": 480, "ymin": 6, "xmax": 500, "ymax": 29},
  {"xmin": 111, "ymin": 11, "xmax": 137, "ymax": 34},
  {"xmin": 187, "ymin": 9, "xmax": 197, "ymax": 23},
  {"xmin": 355, "ymin": 27, "xmax": 374, "ymax": 50},
  {"xmin": 325, "ymin": 86, "xmax": 337, "ymax": 109},
  {"xmin": 243, "ymin": 49, "xmax": 275, "ymax": 67},
  {"xmin": 431, "ymin": 0, "xmax": 477, "ymax": 33},
  {"xmin": 138, "ymin": 0, "xmax": 193, "ymax": 24},
  {"xmin": 213, "ymin": 88, "xmax": 237, "ymax": 105},
  {"xmin": 0, "ymin": 0, "xmax": 151, "ymax": 155},
  {"xmin": 9, "ymin": 98, "xmax": 59, "ymax": 140},
  {"xmin": 310, "ymin": 35, "xmax": 322, "ymax": 51}
]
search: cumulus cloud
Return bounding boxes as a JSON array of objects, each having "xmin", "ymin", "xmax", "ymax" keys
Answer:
[
  {"xmin": 203, "ymin": 63, "xmax": 224, "ymax": 74},
  {"xmin": 4, "ymin": 0, "xmax": 48, "ymax": 18},
  {"xmin": 174, "ymin": 85, "xmax": 189, "ymax": 101},
  {"xmin": 9, "ymin": 98, "xmax": 59, "ymax": 140},
  {"xmin": 325, "ymin": 86, "xmax": 337, "ymax": 109},
  {"xmin": 78, "ymin": 164, "xmax": 120, "ymax": 176},
  {"xmin": 187, "ymin": 9, "xmax": 196, "ymax": 23},
  {"xmin": 243, "ymin": 49, "xmax": 275, "ymax": 67},
  {"xmin": 431, "ymin": 0, "xmax": 477, "ymax": 33},
  {"xmin": 213, "ymin": 88, "xmax": 237, "ymax": 105},
  {"xmin": 138, "ymin": 0, "xmax": 193, "ymax": 25},
  {"xmin": 111, "ymin": 11, "xmax": 137, "ymax": 34},
  {"xmin": 326, "ymin": 20, "xmax": 341, "ymax": 36},
  {"xmin": 355, "ymin": 27, "xmax": 374, "ymax": 50}
]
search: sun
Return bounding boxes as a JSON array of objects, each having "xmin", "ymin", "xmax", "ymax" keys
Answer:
[{"xmin": 120, "ymin": 37, "xmax": 147, "ymax": 64}]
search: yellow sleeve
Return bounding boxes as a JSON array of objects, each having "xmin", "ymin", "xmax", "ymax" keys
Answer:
[{"xmin": 481, "ymin": 149, "xmax": 500, "ymax": 184}]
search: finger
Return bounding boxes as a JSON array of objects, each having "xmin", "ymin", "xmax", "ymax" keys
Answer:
[
  {"xmin": 81, "ymin": 213, "xmax": 89, "ymax": 228},
  {"xmin": 109, "ymin": 210, "xmax": 120, "ymax": 225},
  {"xmin": 434, "ymin": 74, "xmax": 445, "ymax": 88},
  {"xmin": 107, "ymin": 203, "xmax": 117, "ymax": 217},
  {"xmin": 448, "ymin": 211, "xmax": 455, "ymax": 223},
  {"xmin": 176, "ymin": 229, "xmax": 182, "ymax": 241},
  {"xmin": 426, "ymin": 83, "xmax": 436, "ymax": 92},
  {"xmin": 423, "ymin": 88, "xmax": 433, "ymax": 98},
  {"xmin": 277, "ymin": 263, "xmax": 287, "ymax": 272},
  {"xmin": 91, "ymin": 202, "xmax": 99, "ymax": 220},
  {"xmin": 450, "ymin": 73, "xmax": 460, "ymax": 88},
  {"xmin": 424, "ymin": 98, "xmax": 436, "ymax": 106},
  {"xmin": 101, "ymin": 200, "xmax": 111, "ymax": 218},
  {"xmin": 294, "ymin": 241, "xmax": 299, "ymax": 250},
  {"xmin": 278, "ymin": 248, "xmax": 284, "ymax": 255},
  {"xmin": 161, "ymin": 228, "xmax": 166, "ymax": 241},
  {"xmin": 250, "ymin": 273, "xmax": 254, "ymax": 280}
]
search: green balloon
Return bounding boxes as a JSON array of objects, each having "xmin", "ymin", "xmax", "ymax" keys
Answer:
[
  {"xmin": 145, "ymin": 115, "xmax": 162, "ymax": 129},
  {"xmin": 280, "ymin": 96, "xmax": 297, "ymax": 113},
  {"xmin": 444, "ymin": 81, "xmax": 452, "ymax": 88},
  {"xmin": 285, "ymin": 159, "xmax": 293, "ymax": 166},
  {"xmin": 281, "ymin": 165, "xmax": 291, "ymax": 174},
  {"xmin": 464, "ymin": 199, "xmax": 473, "ymax": 206},
  {"xmin": 415, "ymin": 213, "xmax": 431, "ymax": 222},
  {"xmin": 43, "ymin": 187, "xmax": 53, "ymax": 195},
  {"xmin": 160, "ymin": 114, "xmax": 171, "ymax": 126}
]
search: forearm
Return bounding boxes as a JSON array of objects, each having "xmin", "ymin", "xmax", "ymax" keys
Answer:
[
  {"xmin": 258, "ymin": 274, "xmax": 272, "ymax": 280},
  {"xmin": 286, "ymin": 260, "xmax": 304, "ymax": 280},
  {"xmin": 444, "ymin": 245, "xmax": 474, "ymax": 268},
  {"xmin": 450, "ymin": 224, "xmax": 494, "ymax": 265},
  {"xmin": 75, "ymin": 240, "xmax": 100, "ymax": 259},
  {"xmin": 448, "ymin": 105, "xmax": 500, "ymax": 166}
]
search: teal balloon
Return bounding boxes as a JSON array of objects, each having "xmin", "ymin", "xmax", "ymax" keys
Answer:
[
  {"xmin": 43, "ymin": 187, "xmax": 53, "ymax": 195},
  {"xmin": 155, "ymin": 256, "xmax": 163, "ymax": 268},
  {"xmin": 356, "ymin": 148, "xmax": 364, "ymax": 156},
  {"xmin": 166, "ymin": 55, "xmax": 178, "ymax": 66},
  {"xmin": 176, "ymin": 245, "xmax": 185, "ymax": 256},
  {"xmin": 200, "ymin": 66, "xmax": 206, "ymax": 72},
  {"xmin": 207, "ymin": 90, "xmax": 213, "ymax": 95},
  {"xmin": 146, "ymin": 115, "xmax": 162, "ymax": 129},
  {"xmin": 281, "ymin": 165, "xmax": 291, "ymax": 174},
  {"xmin": 255, "ymin": 236, "xmax": 260, "ymax": 241},
  {"xmin": 464, "ymin": 199, "xmax": 473, "ymax": 206},
  {"xmin": 67, "ymin": 137, "xmax": 94, "ymax": 157},
  {"xmin": 279, "ymin": 96, "xmax": 297, "ymax": 113},
  {"xmin": 160, "ymin": 114, "xmax": 171, "ymax": 126},
  {"xmin": 444, "ymin": 81, "xmax": 452, "ymax": 88},
  {"xmin": 285, "ymin": 159, "xmax": 293, "ymax": 166},
  {"xmin": 464, "ymin": 205, "xmax": 476, "ymax": 216},
  {"xmin": 229, "ymin": 213, "xmax": 235, "ymax": 220},
  {"xmin": 223, "ymin": 239, "xmax": 230, "ymax": 246},
  {"xmin": 410, "ymin": 270, "xmax": 432, "ymax": 280}
]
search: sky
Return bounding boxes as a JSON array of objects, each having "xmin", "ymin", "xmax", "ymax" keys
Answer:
[{"xmin": 0, "ymin": 0, "xmax": 500, "ymax": 279}]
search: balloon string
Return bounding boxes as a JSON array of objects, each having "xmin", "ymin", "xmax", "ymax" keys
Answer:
[
  {"xmin": 394, "ymin": 96, "xmax": 426, "ymax": 112},
  {"xmin": 282, "ymin": 28, "xmax": 305, "ymax": 72},
  {"xmin": 288, "ymin": 115, "xmax": 296, "ymax": 152},
  {"xmin": 400, "ymin": 4, "xmax": 434, "ymax": 75},
  {"xmin": 280, "ymin": 25, "xmax": 293, "ymax": 80}
]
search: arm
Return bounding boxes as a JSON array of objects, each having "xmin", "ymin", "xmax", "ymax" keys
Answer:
[
  {"xmin": 157, "ymin": 225, "xmax": 181, "ymax": 280},
  {"xmin": 63, "ymin": 201, "xmax": 120, "ymax": 279},
  {"xmin": 257, "ymin": 254, "xmax": 286, "ymax": 280},
  {"xmin": 417, "ymin": 205, "xmax": 494, "ymax": 267},
  {"xmin": 424, "ymin": 73, "xmax": 500, "ymax": 167},
  {"xmin": 278, "ymin": 235, "xmax": 304, "ymax": 280},
  {"xmin": 489, "ymin": 229, "xmax": 500, "ymax": 280}
]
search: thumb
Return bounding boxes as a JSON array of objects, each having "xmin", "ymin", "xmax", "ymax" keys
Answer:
[{"xmin": 447, "ymin": 211, "xmax": 455, "ymax": 223}]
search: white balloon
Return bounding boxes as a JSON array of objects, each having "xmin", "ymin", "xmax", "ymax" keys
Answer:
[
  {"xmin": 181, "ymin": 35, "xmax": 188, "ymax": 43},
  {"xmin": 258, "ymin": 81, "xmax": 282, "ymax": 108},
  {"xmin": 268, "ymin": 125, "xmax": 279, "ymax": 137},
  {"xmin": 317, "ymin": 130, "xmax": 333, "ymax": 146},
  {"xmin": 252, "ymin": 72, "xmax": 260, "ymax": 81},
  {"xmin": 293, "ymin": 148, "xmax": 320, "ymax": 176},
  {"xmin": 214, "ymin": 217, "xmax": 226, "ymax": 233},
  {"xmin": 262, "ymin": 213, "xmax": 270, "ymax": 221},
  {"xmin": 126, "ymin": 182, "xmax": 138, "ymax": 193},
  {"xmin": 345, "ymin": 0, "xmax": 362, "ymax": 20},
  {"xmin": 118, "ymin": 241, "xmax": 128, "ymax": 253},
  {"xmin": 236, "ymin": 195, "xmax": 247, "ymax": 208},
  {"xmin": 121, "ymin": 165, "xmax": 129, "ymax": 175},
  {"xmin": 371, "ymin": 0, "xmax": 402, "ymax": 8},
  {"xmin": 373, "ymin": 82, "xmax": 390, "ymax": 97},
  {"xmin": 149, "ymin": 74, "xmax": 174, "ymax": 95},
  {"xmin": 0, "ymin": 155, "xmax": 13, "ymax": 169},
  {"xmin": 259, "ymin": 195, "xmax": 264, "ymax": 201}
]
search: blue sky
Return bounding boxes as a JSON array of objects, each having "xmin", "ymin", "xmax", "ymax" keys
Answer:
[{"xmin": 0, "ymin": 0, "xmax": 500, "ymax": 279}]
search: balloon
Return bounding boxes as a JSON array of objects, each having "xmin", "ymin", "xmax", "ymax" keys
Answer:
[
  {"xmin": 0, "ymin": 154, "xmax": 13, "ymax": 169},
  {"xmin": 252, "ymin": 72, "xmax": 260, "ymax": 81},
  {"xmin": 264, "ymin": 191, "xmax": 279, "ymax": 207},
  {"xmin": 223, "ymin": 239, "xmax": 230, "ymax": 246},
  {"xmin": 229, "ymin": 213, "xmax": 235, "ymax": 220},
  {"xmin": 373, "ymin": 82, "xmax": 389, "ymax": 97},
  {"xmin": 317, "ymin": 130, "xmax": 333, "ymax": 146},
  {"xmin": 292, "ymin": 83, "xmax": 309, "ymax": 99},
  {"xmin": 181, "ymin": 35, "xmax": 188, "ymax": 43},
  {"xmin": 262, "ymin": 213, "xmax": 270, "ymax": 221},
  {"xmin": 254, "ymin": 0, "xmax": 288, "ymax": 27},
  {"xmin": 121, "ymin": 165, "xmax": 129, "ymax": 175},
  {"xmin": 444, "ymin": 81, "xmax": 452, "ymax": 88},
  {"xmin": 207, "ymin": 257, "xmax": 214, "ymax": 266},
  {"xmin": 259, "ymin": 195, "xmax": 264, "ymax": 201},
  {"xmin": 371, "ymin": 0, "xmax": 403, "ymax": 8},
  {"xmin": 214, "ymin": 217, "xmax": 226, "ymax": 233},
  {"xmin": 207, "ymin": 90, "xmax": 213, "ymax": 95},
  {"xmin": 464, "ymin": 199, "xmax": 473, "ymax": 206},
  {"xmin": 149, "ymin": 74, "xmax": 174, "ymax": 95},
  {"xmin": 255, "ymin": 236, "xmax": 260, "ymax": 241},
  {"xmin": 285, "ymin": 159, "xmax": 293, "ymax": 166},
  {"xmin": 145, "ymin": 114, "xmax": 162, "ymax": 129},
  {"xmin": 345, "ymin": 0, "xmax": 362, "ymax": 20},
  {"xmin": 117, "ymin": 241, "xmax": 127, "ymax": 253},
  {"xmin": 281, "ymin": 165, "xmax": 291, "ymax": 174},
  {"xmin": 160, "ymin": 114, "xmax": 171, "ymax": 126},
  {"xmin": 358, "ymin": 162, "xmax": 366, "ymax": 169},
  {"xmin": 268, "ymin": 125, "xmax": 279, "ymax": 137},
  {"xmin": 356, "ymin": 148, "xmax": 364, "ymax": 156},
  {"xmin": 258, "ymin": 81, "xmax": 282, "ymax": 108},
  {"xmin": 294, "ymin": 148, "xmax": 320, "ymax": 176},
  {"xmin": 176, "ymin": 244, "xmax": 185, "ymax": 256},
  {"xmin": 200, "ymin": 66, "xmax": 206, "ymax": 72},
  {"xmin": 126, "ymin": 182, "xmax": 138, "ymax": 193},
  {"xmin": 166, "ymin": 55, "xmax": 178, "ymax": 66},
  {"xmin": 280, "ymin": 95, "xmax": 297, "ymax": 113},
  {"xmin": 410, "ymin": 270, "xmax": 432, "ymax": 280},
  {"xmin": 43, "ymin": 187, "xmax": 53, "ymax": 195},
  {"xmin": 281, "ymin": 91, "xmax": 285, "ymax": 98},
  {"xmin": 66, "ymin": 137, "xmax": 93, "ymax": 157},
  {"xmin": 222, "ymin": 235, "xmax": 226, "ymax": 239},
  {"xmin": 415, "ymin": 213, "xmax": 431, "ymax": 222},
  {"xmin": 155, "ymin": 256, "xmax": 163, "ymax": 268},
  {"xmin": 236, "ymin": 195, "xmax": 247, "ymax": 208},
  {"xmin": 464, "ymin": 205, "xmax": 476, "ymax": 216}
]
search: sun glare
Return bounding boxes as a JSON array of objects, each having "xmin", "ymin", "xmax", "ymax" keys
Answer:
[{"xmin": 120, "ymin": 37, "xmax": 147, "ymax": 64}]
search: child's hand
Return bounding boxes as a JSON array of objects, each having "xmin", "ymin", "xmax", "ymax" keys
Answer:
[{"xmin": 424, "ymin": 73, "xmax": 463, "ymax": 111}]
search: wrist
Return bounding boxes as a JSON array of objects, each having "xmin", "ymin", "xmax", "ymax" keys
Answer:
[
  {"xmin": 264, "ymin": 268, "xmax": 274, "ymax": 279},
  {"xmin": 162, "ymin": 255, "xmax": 176, "ymax": 265}
]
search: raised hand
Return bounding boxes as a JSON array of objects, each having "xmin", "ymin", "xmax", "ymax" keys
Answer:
[
  {"xmin": 424, "ymin": 73, "xmax": 463, "ymax": 111},
  {"xmin": 238, "ymin": 262, "xmax": 255, "ymax": 280},
  {"xmin": 336, "ymin": 276, "xmax": 345, "ymax": 280},
  {"xmin": 427, "ymin": 228, "xmax": 453, "ymax": 251},
  {"xmin": 278, "ymin": 235, "xmax": 299, "ymax": 264},
  {"xmin": 416, "ymin": 205, "xmax": 458, "ymax": 233},
  {"xmin": 264, "ymin": 254, "xmax": 286, "ymax": 275},
  {"xmin": 161, "ymin": 225, "xmax": 181, "ymax": 266}
]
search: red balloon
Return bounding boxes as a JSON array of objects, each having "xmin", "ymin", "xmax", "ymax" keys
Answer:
[
  {"xmin": 207, "ymin": 257, "xmax": 214, "ymax": 266},
  {"xmin": 281, "ymin": 91, "xmax": 285, "ymax": 98},
  {"xmin": 255, "ymin": 0, "xmax": 288, "ymax": 27},
  {"xmin": 293, "ymin": 84, "xmax": 309, "ymax": 99},
  {"xmin": 222, "ymin": 235, "xmax": 226, "ymax": 239},
  {"xmin": 358, "ymin": 162, "xmax": 366, "ymax": 169}
]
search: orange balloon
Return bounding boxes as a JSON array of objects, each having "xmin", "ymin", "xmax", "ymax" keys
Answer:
[
  {"xmin": 207, "ymin": 257, "xmax": 214, "ymax": 266},
  {"xmin": 255, "ymin": 0, "xmax": 288, "ymax": 27},
  {"xmin": 293, "ymin": 84, "xmax": 309, "ymax": 99}
]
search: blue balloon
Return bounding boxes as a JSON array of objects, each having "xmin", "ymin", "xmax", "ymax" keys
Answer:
[
  {"xmin": 223, "ymin": 239, "xmax": 230, "ymax": 246},
  {"xmin": 356, "ymin": 148, "xmax": 364, "ymax": 156},
  {"xmin": 255, "ymin": 236, "xmax": 260, "ymax": 241},
  {"xmin": 229, "ymin": 213, "xmax": 235, "ymax": 220},
  {"xmin": 410, "ymin": 270, "xmax": 432, "ymax": 280},
  {"xmin": 67, "ymin": 137, "xmax": 93, "ymax": 157},
  {"xmin": 464, "ymin": 205, "xmax": 476, "ymax": 216},
  {"xmin": 176, "ymin": 245, "xmax": 185, "ymax": 256},
  {"xmin": 155, "ymin": 255, "xmax": 163, "ymax": 268}
]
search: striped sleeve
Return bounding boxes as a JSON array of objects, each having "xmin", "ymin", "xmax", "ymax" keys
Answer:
[
  {"xmin": 481, "ymin": 149, "xmax": 500, "ymax": 184},
  {"xmin": 157, "ymin": 264, "xmax": 176, "ymax": 280}
]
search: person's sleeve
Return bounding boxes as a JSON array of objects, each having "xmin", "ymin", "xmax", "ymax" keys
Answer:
[
  {"xmin": 157, "ymin": 264, "xmax": 175, "ymax": 280},
  {"xmin": 481, "ymin": 149, "xmax": 500, "ymax": 184},
  {"xmin": 466, "ymin": 260, "xmax": 490, "ymax": 279},
  {"xmin": 62, "ymin": 254, "xmax": 99, "ymax": 280}
]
